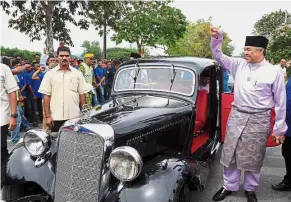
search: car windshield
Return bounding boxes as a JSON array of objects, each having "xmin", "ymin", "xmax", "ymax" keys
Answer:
[{"xmin": 114, "ymin": 66, "xmax": 196, "ymax": 96}]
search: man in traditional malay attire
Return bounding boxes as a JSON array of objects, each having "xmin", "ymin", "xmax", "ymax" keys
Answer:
[{"xmin": 210, "ymin": 27, "xmax": 287, "ymax": 202}]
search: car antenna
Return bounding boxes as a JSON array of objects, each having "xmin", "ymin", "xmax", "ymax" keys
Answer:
[
  {"xmin": 169, "ymin": 64, "xmax": 177, "ymax": 91},
  {"xmin": 133, "ymin": 61, "xmax": 141, "ymax": 89}
]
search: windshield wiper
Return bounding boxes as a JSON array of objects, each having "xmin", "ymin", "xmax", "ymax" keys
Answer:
[
  {"xmin": 169, "ymin": 64, "xmax": 177, "ymax": 91},
  {"xmin": 133, "ymin": 62, "xmax": 141, "ymax": 89}
]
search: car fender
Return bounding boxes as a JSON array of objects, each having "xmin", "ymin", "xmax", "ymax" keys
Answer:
[
  {"xmin": 103, "ymin": 157, "xmax": 198, "ymax": 202},
  {"xmin": 2, "ymin": 141, "xmax": 57, "ymax": 197}
]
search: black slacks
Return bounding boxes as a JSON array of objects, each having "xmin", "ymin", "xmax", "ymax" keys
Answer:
[{"xmin": 282, "ymin": 136, "xmax": 291, "ymax": 185}]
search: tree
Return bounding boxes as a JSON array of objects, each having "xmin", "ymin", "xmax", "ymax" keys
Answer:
[
  {"xmin": 253, "ymin": 10, "xmax": 291, "ymax": 64},
  {"xmin": 267, "ymin": 26, "xmax": 291, "ymax": 63},
  {"xmin": 88, "ymin": 1, "xmax": 130, "ymax": 58},
  {"xmin": 112, "ymin": 1, "xmax": 188, "ymax": 54},
  {"xmin": 1, "ymin": 1, "xmax": 89, "ymax": 54},
  {"xmin": 1, "ymin": 46, "xmax": 40, "ymax": 62},
  {"xmin": 253, "ymin": 10, "xmax": 291, "ymax": 37},
  {"xmin": 81, "ymin": 40, "xmax": 102, "ymax": 59},
  {"xmin": 167, "ymin": 19, "xmax": 234, "ymax": 57}
]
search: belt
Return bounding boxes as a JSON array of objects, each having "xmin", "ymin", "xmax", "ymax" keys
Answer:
[{"xmin": 232, "ymin": 105, "xmax": 271, "ymax": 114}]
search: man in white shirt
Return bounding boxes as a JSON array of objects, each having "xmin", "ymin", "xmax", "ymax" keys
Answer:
[
  {"xmin": 38, "ymin": 46, "xmax": 90, "ymax": 132},
  {"xmin": 0, "ymin": 62, "xmax": 18, "ymax": 166},
  {"xmin": 275, "ymin": 59, "xmax": 287, "ymax": 80}
]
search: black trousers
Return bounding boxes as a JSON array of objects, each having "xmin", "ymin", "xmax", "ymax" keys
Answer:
[
  {"xmin": 282, "ymin": 136, "xmax": 291, "ymax": 185},
  {"xmin": 51, "ymin": 120, "xmax": 67, "ymax": 132},
  {"xmin": 24, "ymin": 95, "xmax": 35, "ymax": 123},
  {"xmin": 1, "ymin": 124, "xmax": 9, "ymax": 166},
  {"xmin": 104, "ymin": 85, "xmax": 112, "ymax": 100},
  {"xmin": 1, "ymin": 124, "xmax": 9, "ymax": 187},
  {"xmin": 36, "ymin": 98, "xmax": 43, "ymax": 122}
]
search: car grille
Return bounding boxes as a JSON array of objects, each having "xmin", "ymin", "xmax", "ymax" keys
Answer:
[{"xmin": 54, "ymin": 129, "xmax": 104, "ymax": 202}]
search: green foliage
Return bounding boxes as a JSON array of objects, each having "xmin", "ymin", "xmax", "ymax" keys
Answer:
[
  {"xmin": 1, "ymin": 1, "xmax": 89, "ymax": 48},
  {"xmin": 1, "ymin": 46, "xmax": 40, "ymax": 62},
  {"xmin": 253, "ymin": 10, "xmax": 290, "ymax": 36},
  {"xmin": 253, "ymin": 10, "xmax": 291, "ymax": 64},
  {"xmin": 88, "ymin": 1, "xmax": 129, "ymax": 36},
  {"xmin": 106, "ymin": 48, "xmax": 139, "ymax": 60},
  {"xmin": 112, "ymin": 1, "xmax": 188, "ymax": 53},
  {"xmin": 266, "ymin": 26, "xmax": 291, "ymax": 63},
  {"xmin": 167, "ymin": 19, "xmax": 234, "ymax": 57},
  {"xmin": 81, "ymin": 40, "xmax": 102, "ymax": 59}
]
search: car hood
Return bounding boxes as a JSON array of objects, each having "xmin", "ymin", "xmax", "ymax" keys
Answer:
[{"xmin": 88, "ymin": 95, "xmax": 192, "ymax": 136}]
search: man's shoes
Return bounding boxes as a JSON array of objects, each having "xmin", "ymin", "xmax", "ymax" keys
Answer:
[
  {"xmin": 245, "ymin": 191, "xmax": 257, "ymax": 202},
  {"xmin": 212, "ymin": 187, "xmax": 232, "ymax": 201},
  {"xmin": 271, "ymin": 181, "xmax": 291, "ymax": 191}
]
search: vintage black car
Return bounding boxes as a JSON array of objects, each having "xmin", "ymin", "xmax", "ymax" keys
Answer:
[{"xmin": 2, "ymin": 57, "xmax": 230, "ymax": 202}]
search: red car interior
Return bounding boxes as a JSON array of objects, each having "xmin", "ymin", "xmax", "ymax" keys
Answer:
[
  {"xmin": 193, "ymin": 90, "xmax": 209, "ymax": 134},
  {"xmin": 191, "ymin": 90, "xmax": 210, "ymax": 153}
]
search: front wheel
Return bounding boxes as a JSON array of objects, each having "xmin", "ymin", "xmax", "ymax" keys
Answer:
[{"xmin": 173, "ymin": 184, "xmax": 191, "ymax": 202}]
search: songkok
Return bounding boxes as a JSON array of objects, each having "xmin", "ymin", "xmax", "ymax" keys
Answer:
[
  {"xmin": 84, "ymin": 53, "xmax": 94, "ymax": 58},
  {"xmin": 245, "ymin": 36, "xmax": 269, "ymax": 49}
]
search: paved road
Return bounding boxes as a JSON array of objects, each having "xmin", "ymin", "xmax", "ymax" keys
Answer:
[
  {"xmin": 4, "ymin": 132, "xmax": 291, "ymax": 202},
  {"xmin": 191, "ymin": 146, "xmax": 291, "ymax": 202}
]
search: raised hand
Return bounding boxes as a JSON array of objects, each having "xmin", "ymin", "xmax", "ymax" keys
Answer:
[{"xmin": 210, "ymin": 27, "xmax": 219, "ymax": 39}]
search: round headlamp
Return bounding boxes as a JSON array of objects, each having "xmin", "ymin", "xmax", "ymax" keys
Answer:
[
  {"xmin": 109, "ymin": 146, "xmax": 143, "ymax": 181},
  {"xmin": 23, "ymin": 130, "xmax": 50, "ymax": 157}
]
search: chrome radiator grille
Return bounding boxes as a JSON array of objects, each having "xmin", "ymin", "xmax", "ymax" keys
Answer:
[{"xmin": 54, "ymin": 129, "xmax": 104, "ymax": 202}]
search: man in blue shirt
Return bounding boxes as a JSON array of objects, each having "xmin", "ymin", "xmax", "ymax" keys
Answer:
[
  {"xmin": 23, "ymin": 63, "xmax": 37, "ymax": 127},
  {"xmin": 32, "ymin": 63, "xmax": 45, "ymax": 123},
  {"xmin": 272, "ymin": 75, "xmax": 291, "ymax": 191},
  {"xmin": 94, "ymin": 60, "xmax": 105, "ymax": 104}
]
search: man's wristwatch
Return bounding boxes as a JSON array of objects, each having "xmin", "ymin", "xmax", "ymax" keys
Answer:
[{"xmin": 11, "ymin": 113, "xmax": 18, "ymax": 119}]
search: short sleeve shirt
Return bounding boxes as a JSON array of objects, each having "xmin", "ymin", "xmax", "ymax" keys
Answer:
[
  {"xmin": 32, "ymin": 72, "xmax": 45, "ymax": 98},
  {"xmin": 17, "ymin": 72, "xmax": 27, "ymax": 97},
  {"xmin": 0, "ymin": 63, "xmax": 19, "ymax": 126},
  {"xmin": 38, "ymin": 65, "xmax": 90, "ymax": 121}
]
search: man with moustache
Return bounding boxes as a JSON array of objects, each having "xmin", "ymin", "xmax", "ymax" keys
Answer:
[
  {"xmin": 210, "ymin": 27, "xmax": 287, "ymax": 202},
  {"xmin": 38, "ymin": 46, "xmax": 90, "ymax": 132}
]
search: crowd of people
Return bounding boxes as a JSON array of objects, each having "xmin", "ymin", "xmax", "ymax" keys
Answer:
[{"xmin": 0, "ymin": 45, "xmax": 124, "ymax": 147}]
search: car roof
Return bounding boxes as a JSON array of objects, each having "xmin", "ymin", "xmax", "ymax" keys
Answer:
[{"xmin": 120, "ymin": 56, "xmax": 217, "ymax": 74}]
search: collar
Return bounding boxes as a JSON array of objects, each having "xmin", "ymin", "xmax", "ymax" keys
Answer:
[
  {"xmin": 248, "ymin": 58, "xmax": 267, "ymax": 69},
  {"xmin": 55, "ymin": 65, "xmax": 73, "ymax": 71}
]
